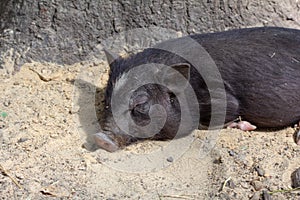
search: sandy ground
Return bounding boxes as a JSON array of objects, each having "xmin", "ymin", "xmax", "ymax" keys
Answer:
[{"xmin": 0, "ymin": 60, "xmax": 299, "ymax": 200}]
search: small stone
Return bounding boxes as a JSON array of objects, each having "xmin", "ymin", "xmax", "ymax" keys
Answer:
[
  {"xmin": 213, "ymin": 156, "xmax": 222, "ymax": 164},
  {"xmin": 17, "ymin": 138, "xmax": 29, "ymax": 143},
  {"xmin": 240, "ymin": 181, "xmax": 250, "ymax": 189},
  {"xmin": 254, "ymin": 166, "xmax": 265, "ymax": 177},
  {"xmin": 219, "ymin": 193, "xmax": 231, "ymax": 200},
  {"xmin": 226, "ymin": 179, "xmax": 236, "ymax": 189},
  {"xmin": 228, "ymin": 150, "xmax": 235, "ymax": 156},
  {"xmin": 166, "ymin": 156, "xmax": 173, "ymax": 162},
  {"xmin": 15, "ymin": 173, "xmax": 24, "ymax": 180},
  {"xmin": 291, "ymin": 168, "xmax": 300, "ymax": 188},
  {"xmin": 251, "ymin": 180, "xmax": 264, "ymax": 191},
  {"xmin": 262, "ymin": 190, "xmax": 272, "ymax": 200},
  {"xmin": 50, "ymin": 133, "xmax": 59, "ymax": 139},
  {"xmin": 250, "ymin": 192, "xmax": 260, "ymax": 200},
  {"xmin": 3, "ymin": 100, "xmax": 11, "ymax": 107}
]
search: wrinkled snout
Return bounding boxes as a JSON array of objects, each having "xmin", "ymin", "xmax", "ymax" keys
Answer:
[
  {"xmin": 95, "ymin": 114, "xmax": 123, "ymax": 152},
  {"xmin": 94, "ymin": 115, "xmax": 138, "ymax": 152},
  {"xmin": 94, "ymin": 132, "xmax": 119, "ymax": 152}
]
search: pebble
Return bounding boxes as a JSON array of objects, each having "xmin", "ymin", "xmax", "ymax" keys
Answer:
[
  {"xmin": 250, "ymin": 192, "xmax": 260, "ymax": 200},
  {"xmin": 251, "ymin": 180, "xmax": 264, "ymax": 191},
  {"xmin": 15, "ymin": 173, "xmax": 24, "ymax": 180},
  {"xmin": 254, "ymin": 166, "xmax": 265, "ymax": 177},
  {"xmin": 219, "ymin": 193, "xmax": 230, "ymax": 200},
  {"xmin": 17, "ymin": 137, "xmax": 29, "ymax": 143},
  {"xmin": 3, "ymin": 100, "xmax": 11, "ymax": 107},
  {"xmin": 262, "ymin": 190, "xmax": 272, "ymax": 200},
  {"xmin": 213, "ymin": 156, "xmax": 222, "ymax": 164},
  {"xmin": 240, "ymin": 181, "xmax": 250, "ymax": 189},
  {"xmin": 166, "ymin": 156, "xmax": 173, "ymax": 162},
  {"xmin": 291, "ymin": 168, "xmax": 300, "ymax": 188},
  {"xmin": 226, "ymin": 179, "xmax": 236, "ymax": 189},
  {"xmin": 228, "ymin": 150, "xmax": 235, "ymax": 156}
]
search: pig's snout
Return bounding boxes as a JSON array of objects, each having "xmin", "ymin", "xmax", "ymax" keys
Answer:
[{"xmin": 94, "ymin": 132, "xmax": 119, "ymax": 152}]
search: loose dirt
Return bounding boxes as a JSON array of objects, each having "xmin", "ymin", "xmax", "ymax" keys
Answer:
[{"xmin": 0, "ymin": 60, "xmax": 299, "ymax": 199}]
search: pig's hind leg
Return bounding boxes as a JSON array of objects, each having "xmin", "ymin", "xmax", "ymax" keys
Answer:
[
  {"xmin": 224, "ymin": 93, "xmax": 257, "ymax": 131},
  {"xmin": 226, "ymin": 120, "xmax": 257, "ymax": 131}
]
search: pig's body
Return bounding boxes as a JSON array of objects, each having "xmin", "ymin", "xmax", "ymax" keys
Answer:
[{"xmin": 95, "ymin": 27, "xmax": 300, "ymax": 152}]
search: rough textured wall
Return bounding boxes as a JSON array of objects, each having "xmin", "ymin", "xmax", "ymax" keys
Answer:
[{"xmin": 0, "ymin": 0, "xmax": 299, "ymax": 70}]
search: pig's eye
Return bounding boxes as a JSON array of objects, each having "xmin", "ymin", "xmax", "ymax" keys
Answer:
[
  {"xmin": 169, "ymin": 93, "xmax": 176, "ymax": 104},
  {"xmin": 130, "ymin": 94, "xmax": 150, "ymax": 115},
  {"xmin": 133, "ymin": 102, "xmax": 150, "ymax": 115}
]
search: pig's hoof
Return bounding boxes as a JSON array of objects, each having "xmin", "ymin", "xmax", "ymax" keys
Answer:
[
  {"xmin": 94, "ymin": 132, "xmax": 119, "ymax": 152},
  {"xmin": 227, "ymin": 121, "xmax": 257, "ymax": 131}
]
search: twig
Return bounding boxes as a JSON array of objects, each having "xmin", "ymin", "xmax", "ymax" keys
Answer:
[
  {"xmin": 28, "ymin": 67, "xmax": 61, "ymax": 82},
  {"xmin": 158, "ymin": 194, "xmax": 196, "ymax": 199},
  {"xmin": 221, "ymin": 176, "xmax": 232, "ymax": 191},
  {"xmin": 0, "ymin": 164, "xmax": 22, "ymax": 189},
  {"xmin": 268, "ymin": 187, "xmax": 300, "ymax": 195}
]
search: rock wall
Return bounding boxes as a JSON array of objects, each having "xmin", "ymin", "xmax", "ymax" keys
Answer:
[{"xmin": 0, "ymin": 0, "xmax": 299, "ymax": 70}]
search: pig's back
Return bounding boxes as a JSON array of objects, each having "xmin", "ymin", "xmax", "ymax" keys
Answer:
[{"xmin": 194, "ymin": 27, "xmax": 300, "ymax": 127}]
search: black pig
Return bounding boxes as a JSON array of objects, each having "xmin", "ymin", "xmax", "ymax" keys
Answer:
[{"xmin": 94, "ymin": 27, "xmax": 300, "ymax": 152}]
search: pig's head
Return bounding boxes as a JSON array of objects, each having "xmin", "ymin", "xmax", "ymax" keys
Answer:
[{"xmin": 94, "ymin": 49, "xmax": 197, "ymax": 152}]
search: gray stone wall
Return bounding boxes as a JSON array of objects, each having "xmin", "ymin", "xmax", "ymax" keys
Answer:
[{"xmin": 0, "ymin": 0, "xmax": 299, "ymax": 70}]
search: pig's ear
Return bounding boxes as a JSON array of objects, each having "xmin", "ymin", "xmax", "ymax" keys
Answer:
[
  {"xmin": 170, "ymin": 63, "xmax": 190, "ymax": 81},
  {"xmin": 162, "ymin": 63, "xmax": 191, "ymax": 92},
  {"xmin": 103, "ymin": 48, "xmax": 119, "ymax": 67}
]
